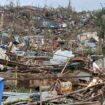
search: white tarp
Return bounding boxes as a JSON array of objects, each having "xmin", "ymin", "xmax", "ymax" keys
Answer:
[
  {"xmin": 77, "ymin": 32, "xmax": 98, "ymax": 42},
  {"xmin": 50, "ymin": 49, "xmax": 75, "ymax": 65},
  {"xmin": 0, "ymin": 48, "xmax": 9, "ymax": 70}
]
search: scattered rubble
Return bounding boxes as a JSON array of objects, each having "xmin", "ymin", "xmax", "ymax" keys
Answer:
[{"xmin": 0, "ymin": 2, "xmax": 104, "ymax": 105}]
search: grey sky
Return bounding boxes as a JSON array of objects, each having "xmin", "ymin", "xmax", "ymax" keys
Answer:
[{"xmin": 0, "ymin": 0, "xmax": 105, "ymax": 11}]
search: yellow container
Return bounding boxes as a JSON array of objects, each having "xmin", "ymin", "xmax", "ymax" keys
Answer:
[{"xmin": 59, "ymin": 81, "xmax": 72, "ymax": 94}]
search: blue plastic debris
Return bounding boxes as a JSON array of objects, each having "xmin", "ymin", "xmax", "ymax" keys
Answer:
[{"xmin": 0, "ymin": 78, "xmax": 4, "ymax": 105}]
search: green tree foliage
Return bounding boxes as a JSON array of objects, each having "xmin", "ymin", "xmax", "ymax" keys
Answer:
[{"xmin": 94, "ymin": 8, "xmax": 105, "ymax": 39}]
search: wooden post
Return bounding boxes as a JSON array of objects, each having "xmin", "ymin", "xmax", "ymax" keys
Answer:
[
  {"xmin": 40, "ymin": 79, "xmax": 42, "ymax": 105},
  {"xmin": 0, "ymin": 12, "xmax": 4, "ymax": 30},
  {"xmin": 0, "ymin": 12, "xmax": 4, "ymax": 44}
]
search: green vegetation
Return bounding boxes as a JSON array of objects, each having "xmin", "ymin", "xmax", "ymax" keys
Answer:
[{"xmin": 94, "ymin": 8, "xmax": 105, "ymax": 39}]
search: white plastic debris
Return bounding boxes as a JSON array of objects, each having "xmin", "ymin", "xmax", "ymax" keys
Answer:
[
  {"xmin": 0, "ymin": 48, "xmax": 9, "ymax": 70},
  {"xmin": 87, "ymin": 77, "xmax": 103, "ymax": 88},
  {"xmin": 50, "ymin": 49, "xmax": 75, "ymax": 65},
  {"xmin": 93, "ymin": 62, "xmax": 100, "ymax": 72}
]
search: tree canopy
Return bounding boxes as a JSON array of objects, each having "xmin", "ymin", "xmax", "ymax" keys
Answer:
[{"xmin": 94, "ymin": 8, "xmax": 105, "ymax": 39}]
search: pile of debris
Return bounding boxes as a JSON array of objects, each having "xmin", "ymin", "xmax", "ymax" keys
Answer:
[{"xmin": 0, "ymin": 2, "xmax": 104, "ymax": 105}]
